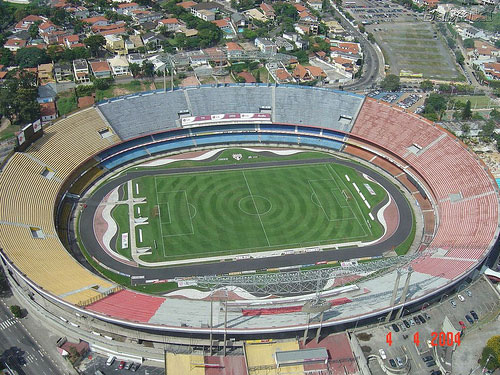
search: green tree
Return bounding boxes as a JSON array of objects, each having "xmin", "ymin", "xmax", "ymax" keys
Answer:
[
  {"xmin": 28, "ymin": 21, "xmax": 41, "ymax": 39},
  {"xmin": 462, "ymin": 99, "xmax": 472, "ymax": 120},
  {"xmin": 423, "ymin": 93, "xmax": 447, "ymax": 120},
  {"xmin": 84, "ymin": 34, "xmax": 105, "ymax": 57},
  {"xmin": 463, "ymin": 38, "xmax": 475, "ymax": 48},
  {"xmin": 142, "ymin": 60, "xmax": 154, "ymax": 77},
  {"xmin": 129, "ymin": 62, "xmax": 141, "ymax": 77},
  {"xmin": 420, "ymin": 80, "xmax": 434, "ymax": 91},
  {"xmin": 380, "ymin": 74, "xmax": 400, "ymax": 91},
  {"xmin": 456, "ymin": 51, "xmax": 464, "ymax": 65},
  {"xmin": 255, "ymin": 69, "xmax": 261, "ymax": 83},
  {"xmin": 47, "ymin": 44, "xmax": 64, "ymax": 62},
  {"xmin": 480, "ymin": 336, "xmax": 500, "ymax": 370},
  {"xmin": 0, "ymin": 70, "xmax": 40, "ymax": 124},
  {"xmin": 0, "ymin": 47, "xmax": 13, "ymax": 66},
  {"xmin": 94, "ymin": 78, "xmax": 112, "ymax": 90},
  {"xmin": 9, "ymin": 305, "xmax": 21, "ymax": 318},
  {"xmin": 481, "ymin": 119, "xmax": 496, "ymax": 137},
  {"xmin": 367, "ymin": 33, "xmax": 375, "ymax": 43},
  {"xmin": 15, "ymin": 47, "xmax": 49, "ymax": 68},
  {"xmin": 358, "ymin": 24, "xmax": 365, "ymax": 33},
  {"xmin": 490, "ymin": 109, "xmax": 500, "ymax": 122}
]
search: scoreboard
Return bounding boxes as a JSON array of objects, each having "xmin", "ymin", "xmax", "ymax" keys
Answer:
[{"xmin": 15, "ymin": 119, "xmax": 43, "ymax": 152}]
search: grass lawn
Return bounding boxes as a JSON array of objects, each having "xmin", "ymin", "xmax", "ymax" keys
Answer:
[
  {"xmin": 57, "ymin": 95, "xmax": 77, "ymax": 115},
  {"xmin": 0, "ymin": 124, "xmax": 20, "ymax": 141},
  {"xmin": 110, "ymin": 204, "xmax": 130, "ymax": 259},
  {"xmin": 95, "ymin": 80, "xmax": 152, "ymax": 101},
  {"xmin": 453, "ymin": 95, "xmax": 498, "ymax": 109},
  {"xmin": 120, "ymin": 162, "xmax": 387, "ymax": 262}
]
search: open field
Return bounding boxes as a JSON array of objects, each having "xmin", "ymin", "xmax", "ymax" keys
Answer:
[
  {"xmin": 117, "ymin": 162, "xmax": 387, "ymax": 262},
  {"xmin": 370, "ymin": 22, "xmax": 460, "ymax": 80},
  {"xmin": 453, "ymin": 95, "xmax": 499, "ymax": 109}
]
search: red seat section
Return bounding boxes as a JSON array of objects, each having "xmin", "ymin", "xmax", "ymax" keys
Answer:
[{"xmin": 85, "ymin": 290, "xmax": 165, "ymax": 322}]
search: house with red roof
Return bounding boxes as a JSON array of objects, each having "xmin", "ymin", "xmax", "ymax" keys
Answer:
[
  {"xmin": 38, "ymin": 21, "xmax": 57, "ymax": 35},
  {"xmin": 177, "ymin": 1, "xmax": 197, "ymax": 9},
  {"xmin": 4, "ymin": 38, "xmax": 27, "ymax": 51},
  {"xmin": 482, "ymin": 62, "xmax": 500, "ymax": 80},
  {"xmin": 259, "ymin": 3, "xmax": 276, "ymax": 20},
  {"xmin": 83, "ymin": 16, "xmax": 108, "ymax": 27},
  {"xmin": 15, "ymin": 15, "xmax": 46, "ymax": 32},
  {"xmin": 157, "ymin": 18, "xmax": 183, "ymax": 31},
  {"xmin": 40, "ymin": 102, "xmax": 57, "ymax": 123},
  {"xmin": 89, "ymin": 61, "xmax": 112, "ymax": 78},
  {"xmin": 292, "ymin": 63, "xmax": 326, "ymax": 82},
  {"xmin": 116, "ymin": 2, "xmax": 139, "ymax": 14},
  {"xmin": 275, "ymin": 67, "xmax": 294, "ymax": 83}
]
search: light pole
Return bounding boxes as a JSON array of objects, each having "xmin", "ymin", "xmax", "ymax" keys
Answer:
[
  {"xmin": 439, "ymin": 294, "xmax": 448, "ymax": 303},
  {"xmin": 482, "ymin": 354, "xmax": 494, "ymax": 374},
  {"xmin": 401, "ymin": 309, "xmax": 410, "ymax": 319},
  {"xmin": 421, "ymin": 302, "xmax": 430, "ymax": 312}
]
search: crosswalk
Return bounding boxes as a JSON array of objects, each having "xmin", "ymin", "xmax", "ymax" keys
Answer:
[{"xmin": 0, "ymin": 317, "xmax": 18, "ymax": 330}]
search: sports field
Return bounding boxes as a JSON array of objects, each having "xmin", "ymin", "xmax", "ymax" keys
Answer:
[{"xmin": 113, "ymin": 162, "xmax": 387, "ymax": 262}]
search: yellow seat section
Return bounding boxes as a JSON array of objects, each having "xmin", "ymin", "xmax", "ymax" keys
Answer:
[
  {"xmin": 28, "ymin": 108, "xmax": 120, "ymax": 179},
  {"xmin": 245, "ymin": 340, "xmax": 303, "ymax": 375},
  {"xmin": 0, "ymin": 153, "xmax": 60, "ymax": 234},
  {"xmin": 0, "ymin": 225, "xmax": 113, "ymax": 305}
]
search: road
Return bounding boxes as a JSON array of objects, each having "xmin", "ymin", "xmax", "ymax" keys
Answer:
[
  {"xmin": 0, "ymin": 300, "xmax": 62, "ymax": 375},
  {"xmin": 328, "ymin": 4, "xmax": 382, "ymax": 90}
]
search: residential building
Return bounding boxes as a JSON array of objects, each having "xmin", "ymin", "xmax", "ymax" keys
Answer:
[
  {"xmin": 158, "ymin": 18, "xmax": 183, "ymax": 32},
  {"xmin": 131, "ymin": 10, "xmax": 162, "ymax": 24},
  {"xmin": 38, "ymin": 21, "xmax": 57, "ymax": 35},
  {"xmin": 324, "ymin": 20, "xmax": 344, "ymax": 35},
  {"xmin": 244, "ymin": 8, "xmax": 267, "ymax": 23},
  {"xmin": 127, "ymin": 53, "xmax": 145, "ymax": 66},
  {"xmin": 116, "ymin": 2, "xmax": 139, "ymax": 14},
  {"xmin": 40, "ymin": 102, "xmax": 57, "ymax": 123},
  {"xmin": 275, "ymin": 37, "xmax": 294, "ymax": 52},
  {"xmin": 292, "ymin": 63, "xmax": 326, "ymax": 81},
  {"xmin": 73, "ymin": 59, "xmax": 90, "ymax": 83},
  {"xmin": 255, "ymin": 38, "xmax": 277, "ymax": 54},
  {"xmin": 38, "ymin": 63, "xmax": 54, "ymax": 83},
  {"xmin": 108, "ymin": 55, "xmax": 130, "ymax": 76},
  {"xmin": 259, "ymin": 3, "xmax": 276, "ymax": 19},
  {"xmin": 127, "ymin": 35, "xmax": 144, "ymax": 52},
  {"xmin": 54, "ymin": 63, "xmax": 72, "ymax": 82},
  {"xmin": 90, "ymin": 61, "xmax": 112, "ymax": 78},
  {"xmin": 482, "ymin": 62, "xmax": 500, "ymax": 80},
  {"xmin": 275, "ymin": 67, "xmax": 294, "ymax": 83},
  {"xmin": 83, "ymin": 16, "xmax": 108, "ymax": 27},
  {"xmin": 105, "ymin": 34, "xmax": 126, "ymax": 54},
  {"xmin": 177, "ymin": 0, "xmax": 197, "ymax": 10},
  {"xmin": 307, "ymin": 0, "xmax": 323, "ymax": 11},
  {"xmin": 330, "ymin": 40, "xmax": 362, "ymax": 59},
  {"xmin": 283, "ymin": 32, "xmax": 308, "ymax": 49},
  {"xmin": 63, "ymin": 34, "xmax": 80, "ymax": 48},
  {"xmin": 212, "ymin": 18, "xmax": 236, "ymax": 38},
  {"xmin": 191, "ymin": 3, "xmax": 219, "ymax": 21},
  {"xmin": 226, "ymin": 41, "xmax": 243, "ymax": 58},
  {"xmin": 4, "ymin": 38, "xmax": 26, "ymax": 51},
  {"xmin": 142, "ymin": 32, "xmax": 167, "ymax": 50},
  {"xmin": 231, "ymin": 13, "xmax": 247, "ymax": 29},
  {"xmin": 15, "ymin": 15, "xmax": 46, "ymax": 32}
]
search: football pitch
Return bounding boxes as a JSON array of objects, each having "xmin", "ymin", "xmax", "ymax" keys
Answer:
[{"xmin": 118, "ymin": 162, "xmax": 387, "ymax": 262}]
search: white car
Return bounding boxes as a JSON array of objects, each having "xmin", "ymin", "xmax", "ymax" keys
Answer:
[
  {"xmin": 457, "ymin": 294, "xmax": 465, "ymax": 302},
  {"xmin": 379, "ymin": 349, "xmax": 387, "ymax": 360}
]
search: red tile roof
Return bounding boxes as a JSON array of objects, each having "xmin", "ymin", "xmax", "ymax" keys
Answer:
[
  {"xmin": 275, "ymin": 68, "xmax": 291, "ymax": 81},
  {"xmin": 159, "ymin": 18, "xmax": 180, "ymax": 24},
  {"xmin": 237, "ymin": 71, "xmax": 256, "ymax": 83},
  {"xmin": 90, "ymin": 61, "xmax": 111, "ymax": 72},
  {"xmin": 118, "ymin": 2, "xmax": 138, "ymax": 8},
  {"xmin": 226, "ymin": 42, "xmax": 242, "ymax": 51},
  {"xmin": 177, "ymin": 0, "xmax": 197, "ymax": 9},
  {"xmin": 40, "ymin": 102, "xmax": 57, "ymax": 117}
]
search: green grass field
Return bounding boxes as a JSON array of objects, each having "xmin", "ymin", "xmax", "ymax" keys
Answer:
[{"xmin": 117, "ymin": 162, "xmax": 387, "ymax": 262}]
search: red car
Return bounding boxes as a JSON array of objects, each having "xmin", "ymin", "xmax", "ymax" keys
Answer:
[
  {"xmin": 118, "ymin": 361, "xmax": 125, "ymax": 369},
  {"xmin": 459, "ymin": 321, "xmax": 466, "ymax": 329}
]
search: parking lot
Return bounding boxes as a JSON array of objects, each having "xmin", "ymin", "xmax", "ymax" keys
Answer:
[
  {"xmin": 79, "ymin": 353, "xmax": 164, "ymax": 375},
  {"xmin": 344, "ymin": 0, "xmax": 416, "ymax": 25},
  {"xmin": 356, "ymin": 277, "xmax": 500, "ymax": 374}
]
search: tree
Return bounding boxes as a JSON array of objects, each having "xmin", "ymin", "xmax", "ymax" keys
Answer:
[
  {"xmin": 358, "ymin": 24, "xmax": 366, "ymax": 33},
  {"xmin": 84, "ymin": 34, "xmax": 105, "ymax": 57},
  {"xmin": 367, "ymin": 32, "xmax": 375, "ymax": 43},
  {"xmin": 423, "ymin": 93, "xmax": 447, "ymax": 120},
  {"xmin": 380, "ymin": 74, "xmax": 400, "ymax": 92},
  {"xmin": 480, "ymin": 336, "xmax": 500, "ymax": 371},
  {"xmin": 463, "ymin": 38, "xmax": 475, "ymax": 48},
  {"xmin": 47, "ymin": 44, "xmax": 64, "ymax": 62},
  {"xmin": 15, "ymin": 47, "xmax": 49, "ymax": 68},
  {"xmin": 28, "ymin": 21, "xmax": 41, "ymax": 39},
  {"xmin": 481, "ymin": 119, "xmax": 496, "ymax": 137},
  {"xmin": 0, "ymin": 48, "xmax": 13, "ymax": 66},
  {"xmin": 142, "ymin": 60, "xmax": 154, "ymax": 77},
  {"xmin": 255, "ymin": 69, "xmax": 261, "ymax": 83},
  {"xmin": 9, "ymin": 305, "xmax": 21, "ymax": 318},
  {"xmin": 0, "ymin": 70, "xmax": 40, "ymax": 124},
  {"xmin": 420, "ymin": 80, "xmax": 434, "ymax": 91},
  {"xmin": 462, "ymin": 99, "xmax": 472, "ymax": 120},
  {"xmin": 94, "ymin": 78, "xmax": 112, "ymax": 90},
  {"xmin": 129, "ymin": 62, "xmax": 141, "ymax": 77},
  {"xmin": 456, "ymin": 51, "xmax": 464, "ymax": 65}
]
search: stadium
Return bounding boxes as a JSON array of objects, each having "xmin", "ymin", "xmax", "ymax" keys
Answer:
[{"xmin": 0, "ymin": 84, "xmax": 499, "ymax": 364}]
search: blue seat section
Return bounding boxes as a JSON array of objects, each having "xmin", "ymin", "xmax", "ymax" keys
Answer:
[
  {"xmin": 186, "ymin": 86, "xmax": 271, "ymax": 116},
  {"xmin": 322, "ymin": 129, "xmax": 346, "ymax": 140},
  {"xmin": 260, "ymin": 133, "xmax": 299, "ymax": 144},
  {"xmin": 146, "ymin": 138, "xmax": 195, "ymax": 154},
  {"xmin": 274, "ymin": 86, "xmax": 363, "ymax": 133},
  {"xmin": 102, "ymin": 148, "xmax": 149, "ymax": 169},
  {"xmin": 300, "ymin": 135, "xmax": 343, "ymax": 150},
  {"xmin": 97, "ymin": 90, "xmax": 188, "ymax": 140},
  {"xmin": 297, "ymin": 126, "xmax": 322, "ymax": 135},
  {"xmin": 260, "ymin": 124, "xmax": 295, "ymax": 132},
  {"xmin": 152, "ymin": 128, "xmax": 190, "ymax": 141},
  {"xmin": 190, "ymin": 124, "xmax": 256, "ymax": 134},
  {"xmin": 98, "ymin": 136, "xmax": 153, "ymax": 159},
  {"xmin": 194, "ymin": 133, "xmax": 260, "ymax": 146}
]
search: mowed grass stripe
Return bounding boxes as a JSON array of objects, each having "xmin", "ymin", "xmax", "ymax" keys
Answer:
[{"xmin": 127, "ymin": 163, "xmax": 386, "ymax": 262}]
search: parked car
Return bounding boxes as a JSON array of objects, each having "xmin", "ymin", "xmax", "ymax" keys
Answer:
[
  {"xmin": 414, "ymin": 316, "xmax": 421, "ymax": 325},
  {"xmin": 426, "ymin": 360, "xmax": 436, "ymax": 367},
  {"xmin": 124, "ymin": 362, "xmax": 132, "ymax": 370},
  {"xmin": 379, "ymin": 349, "xmax": 387, "ymax": 359},
  {"xmin": 131, "ymin": 363, "xmax": 140, "ymax": 372},
  {"xmin": 417, "ymin": 315, "xmax": 426, "ymax": 324},
  {"xmin": 465, "ymin": 315, "xmax": 474, "ymax": 324},
  {"xmin": 396, "ymin": 357, "xmax": 404, "ymax": 367},
  {"xmin": 466, "ymin": 290, "xmax": 472, "ymax": 297},
  {"xmin": 431, "ymin": 370, "xmax": 443, "ymax": 375},
  {"xmin": 398, "ymin": 322, "xmax": 406, "ymax": 331},
  {"xmin": 392, "ymin": 323, "xmax": 400, "ymax": 332},
  {"xmin": 422, "ymin": 355, "xmax": 434, "ymax": 362},
  {"xmin": 389, "ymin": 358, "xmax": 397, "ymax": 368},
  {"xmin": 423, "ymin": 312, "xmax": 431, "ymax": 320},
  {"xmin": 106, "ymin": 356, "xmax": 115, "ymax": 366},
  {"xmin": 118, "ymin": 361, "xmax": 125, "ymax": 370},
  {"xmin": 470, "ymin": 310, "xmax": 479, "ymax": 320},
  {"xmin": 409, "ymin": 319, "xmax": 415, "ymax": 326},
  {"xmin": 457, "ymin": 294, "xmax": 465, "ymax": 302},
  {"xmin": 450, "ymin": 300, "xmax": 457, "ymax": 308},
  {"xmin": 459, "ymin": 320, "xmax": 466, "ymax": 329},
  {"xmin": 403, "ymin": 320, "xmax": 410, "ymax": 328}
]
